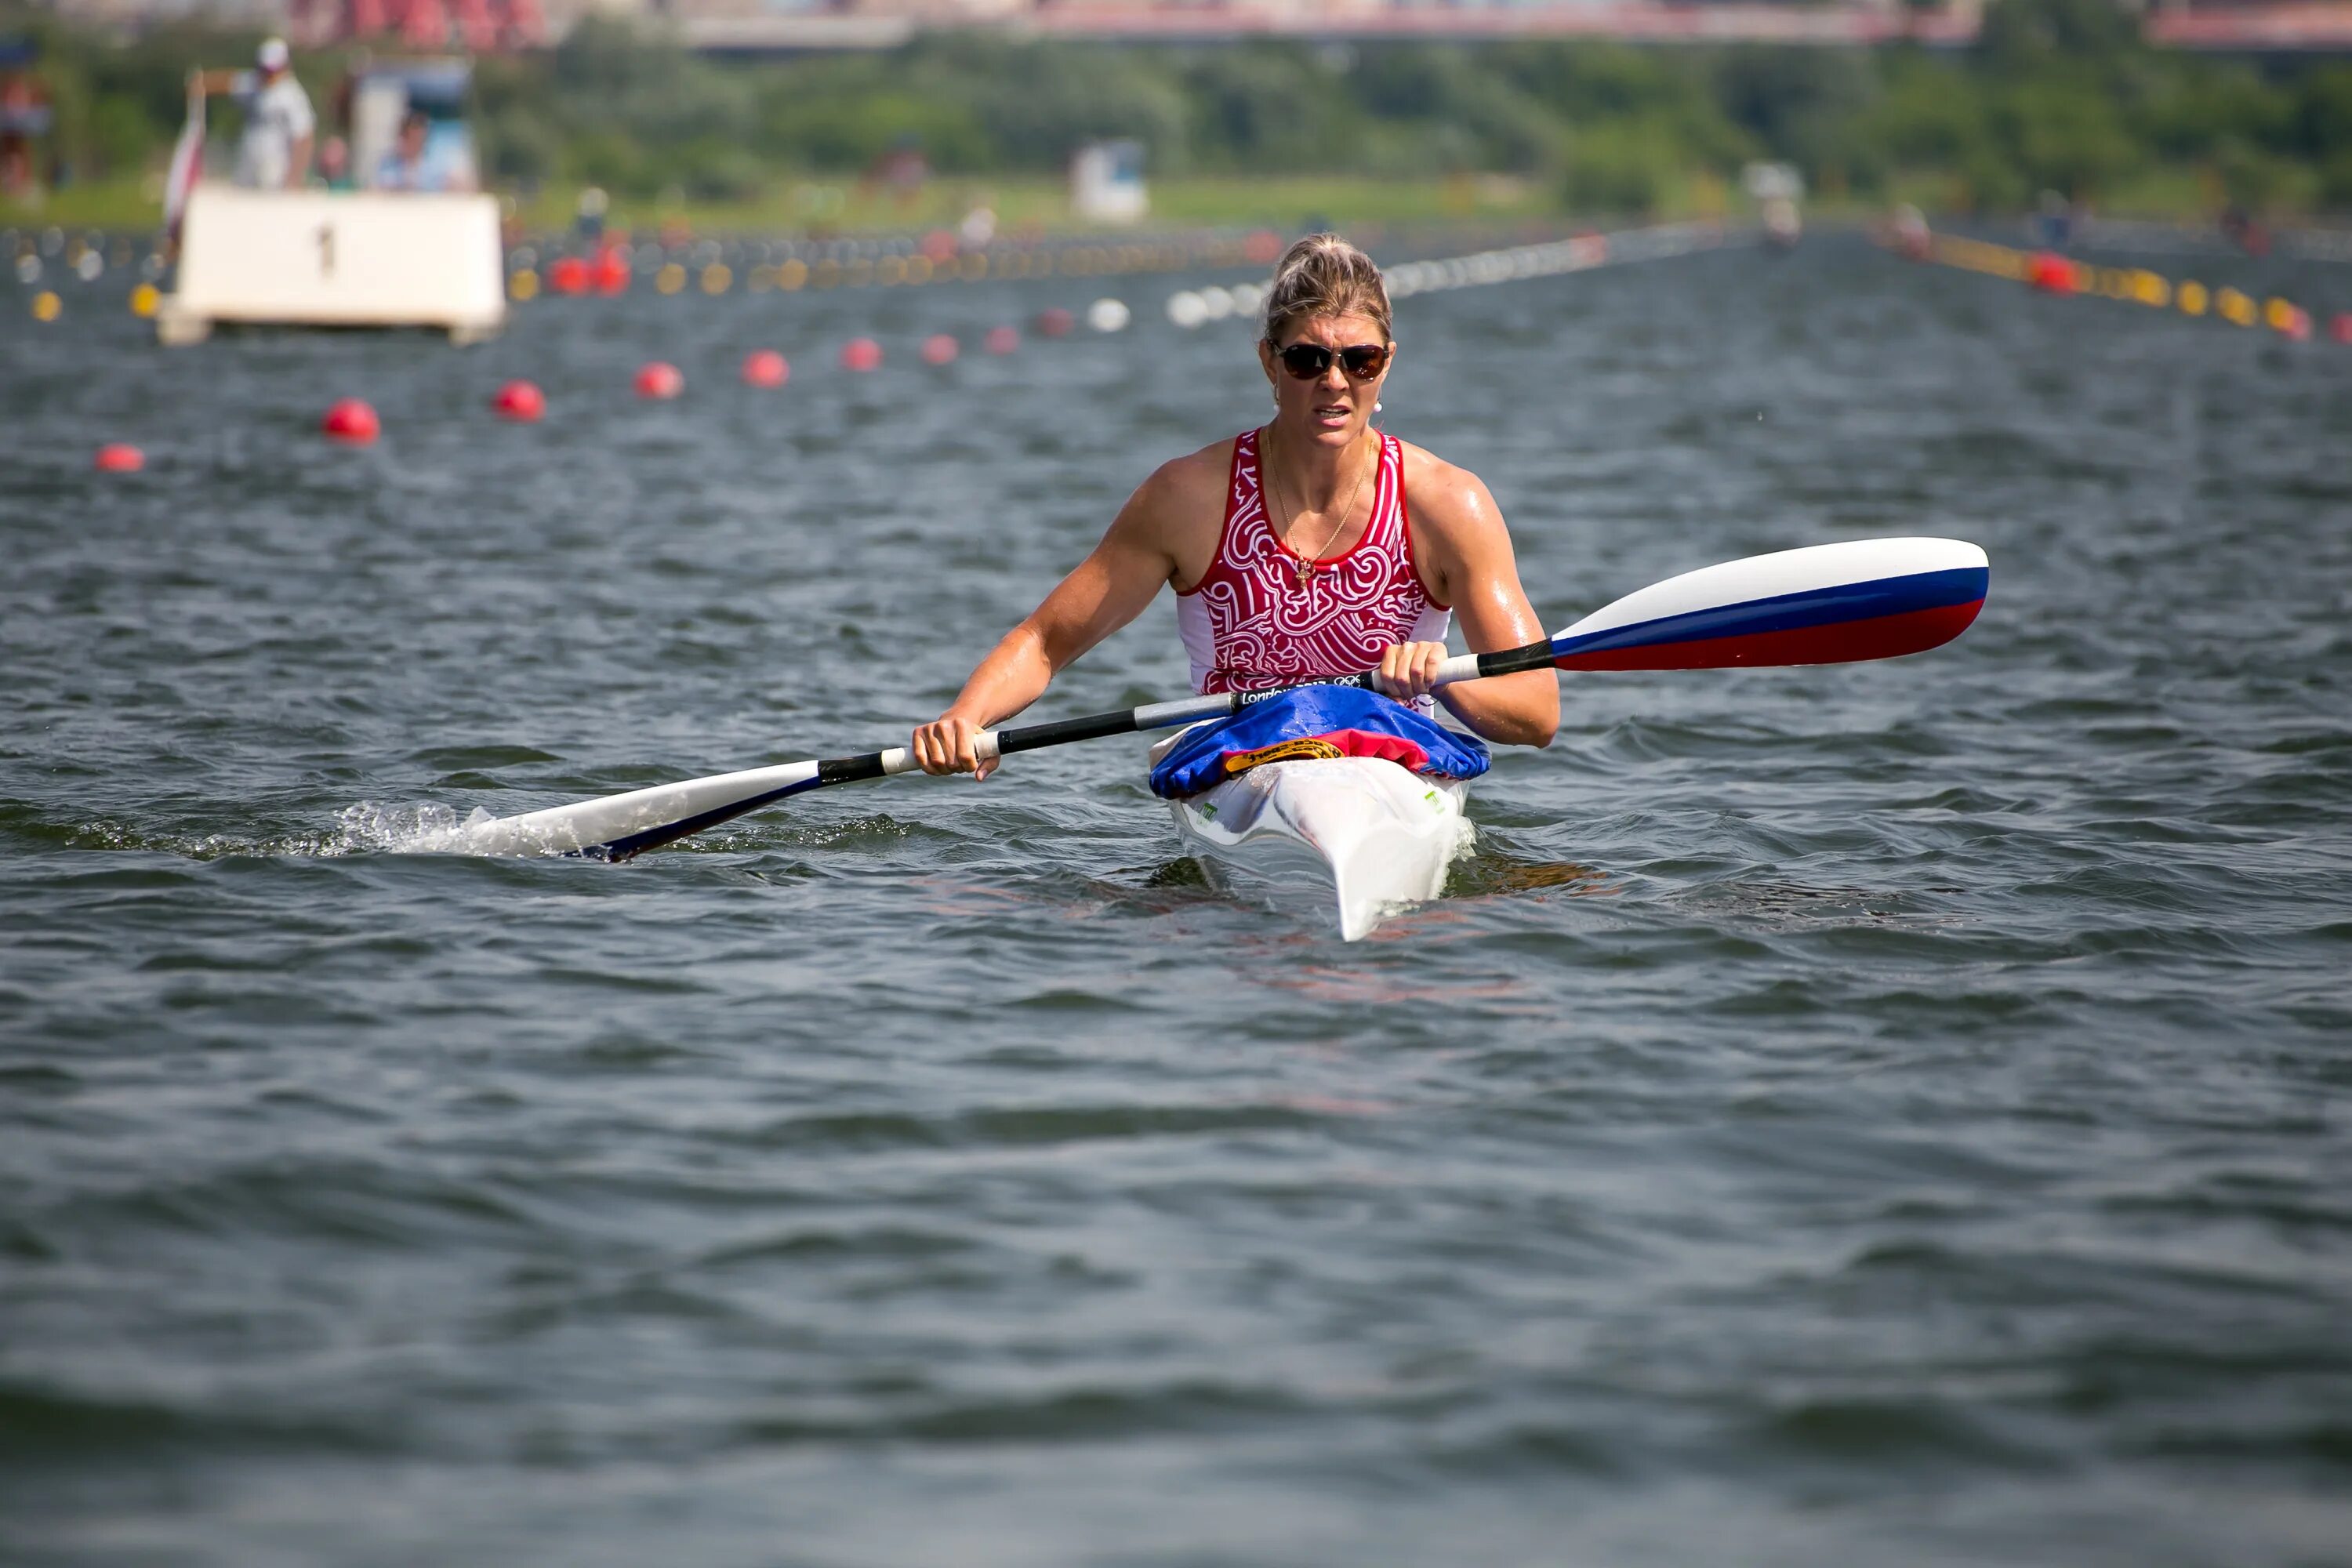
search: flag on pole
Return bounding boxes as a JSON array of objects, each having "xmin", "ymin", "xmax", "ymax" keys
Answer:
[{"xmin": 162, "ymin": 83, "xmax": 205, "ymax": 244}]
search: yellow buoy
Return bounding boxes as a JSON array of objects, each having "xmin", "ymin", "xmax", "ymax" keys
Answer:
[
  {"xmin": 778, "ymin": 259, "xmax": 809, "ymax": 291},
  {"xmin": 31, "ymin": 289, "xmax": 60, "ymax": 321},
  {"xmin": 509, "ymin": 268, "xmax": 541, "ymax": 302},
  {"xmin": 2263, "ymin": 296, "xmax": 2296, "ymax": 332},
  {"xmin": 699, "ymin": 263, "xmax": 731, "ymax": 295},
  {"xmin": 2176, "ymin": 281, "xmax": 2209, "ymax": 316},
  {"xmin": 2216, "ymin": 287, "xmax": 2256, "ymax": 327},
  {"xmin": 2131, "ymin": 270, "xmax": 2169, "ymax": 308},
  {"xmin": 655, "ymin": 262, "xmax": 687, "ymax": 296},
  {"xmin": 129, "ymin": 281, "xmax": 161, "ymax": 318}
]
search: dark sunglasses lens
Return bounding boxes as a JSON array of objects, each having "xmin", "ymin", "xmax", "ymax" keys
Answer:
[
  {"xmin": 1279, "ymin": 343, "xmax": 1333, "ymax": 379},
  {"xmin": 1275, "ymin": 343, "xmax": 1388, "ymax": 379}
]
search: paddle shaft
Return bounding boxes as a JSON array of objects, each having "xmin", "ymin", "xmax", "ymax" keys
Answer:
[
  {"xmin": 804, "ymin": 640, "xmax": 1550, "ymax": 782},
  {"xmin": 471, "ymin": 537, "xmax": 1986, "ymax": 862},
  {"xmin": 980, "ymin": 640, "xmax": 1553, "ymax": 760},
  {"xmin": 592, "ymin": 644, "xmax": 1559, "ymax": 861}
]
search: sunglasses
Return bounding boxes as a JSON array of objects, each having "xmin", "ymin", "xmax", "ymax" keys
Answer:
[{"xmin": 1268, "ymin": 339, "xmax": 1392, "ymax": 381}]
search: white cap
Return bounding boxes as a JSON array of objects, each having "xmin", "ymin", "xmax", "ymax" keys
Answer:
[{"xmin": 257, "ymin": 38, "xmax": 290, "ymax": 71}]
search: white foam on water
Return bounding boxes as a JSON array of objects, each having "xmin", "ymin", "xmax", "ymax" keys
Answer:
[
  {"xmin": 335, "ymin": 800, "xmax": 506, "ymax": 855},
  {"xmin": 76, "ymin": 802, "xmax": 532, "ymax": 860}
]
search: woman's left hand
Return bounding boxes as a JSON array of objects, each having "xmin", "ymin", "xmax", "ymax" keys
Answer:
[{"xmin": 1372, "ymin": 641, "xmax": 1450, "ymax": 703}]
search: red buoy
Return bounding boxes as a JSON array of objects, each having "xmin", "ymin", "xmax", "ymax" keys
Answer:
[
  {"xmin": 1034, "ymin": 307, "xmax": 1074, "ymax": 339},
  {"xmin": 984, "ymin": 325, "xmax": 1020, "ymax": 355},
  {"xmin": 634, "ymin": 361, "xmax": 684, "ymax": 400},
  {"xmin": 2332, "ymin": 312, "xmax": 2352, "ymax": 347},
  {"xmin": 2027, "ymin": 252, "xmax": 2078, "ymax": 295},
  {"xmin": 839, "ymin": 337, "xmax": 884, "ymax": 373},
  {"xmin": 741, "ymin": 350, "xmax": 789, "ymax": 388},
  {"xmin": 920, "ymin": 333, "xmax": 959, "ymax": 366},
  {"xmin": 93, "ymin": 442, "xmax": 144, "ymax": 473},
  {"xmin": 321, "ymin": 398, "xmax": 379, "ymax": 443},
  {"xmin": 2278, "ymin": 306, "xmax": 2313, "ymax": 342},
  {"xmin": 492, "ymin": 379, "xmax": 546, "ymax": 422},
  {"xmin": 594, "ymin": 249, "xmax": 631, "ymax": 295},
  {"xmin": 549, "ymin": 256, "xmax": 592, "ymax": 296}
]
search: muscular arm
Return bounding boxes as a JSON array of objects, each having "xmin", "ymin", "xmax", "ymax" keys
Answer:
[
  {"xmin": 1392, "ymin": 451, "xmax": 1559, "ymax": 748},
  {"xmin": 911, "ymin": 452, "xmax": 1218, "ymax": 776}
]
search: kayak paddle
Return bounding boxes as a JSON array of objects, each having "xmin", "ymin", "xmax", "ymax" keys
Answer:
[{"xmin": 432, "ymin": 536, "xmax": 1987, "ymax": 862}]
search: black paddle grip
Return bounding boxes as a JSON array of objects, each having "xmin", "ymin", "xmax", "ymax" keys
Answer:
[
  {"xmin": 995, "ymin": 710, "xmax": 1142, "ymax": 757},
  {"xmin": 817, "ymin": 752, "xmax": 892, "ymax": 786},
  {"xmin": 1475, "ymin": 639, "xmax": 1560, "ymax": 678}
]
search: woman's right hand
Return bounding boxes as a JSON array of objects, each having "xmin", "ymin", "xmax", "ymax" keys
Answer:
[{"xmin": 911, "ymin": 710, "xmax": 997, "ymax": 779}]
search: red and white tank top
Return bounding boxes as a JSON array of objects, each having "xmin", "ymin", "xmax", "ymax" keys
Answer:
[{"xmin": 1176, "ymin": 428, "xmax": 1451, "ymax": 706}]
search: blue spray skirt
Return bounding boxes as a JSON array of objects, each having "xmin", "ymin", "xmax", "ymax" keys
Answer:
[{"xmin": 1148, "ymin": 685, "xmax": 1490, "ymax": 800}]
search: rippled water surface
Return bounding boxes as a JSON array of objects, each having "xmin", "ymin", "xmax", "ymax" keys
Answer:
[{"xmin": 5, "ymin": 234, "xmax": 2350, "ymax": 1566}]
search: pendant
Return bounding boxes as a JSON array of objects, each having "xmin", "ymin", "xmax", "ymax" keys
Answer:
[{"xmin": 1295, "ymin": 560, "xmax": 1313, "ymax": 590}]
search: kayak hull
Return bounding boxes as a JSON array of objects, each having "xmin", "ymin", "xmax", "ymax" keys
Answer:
[{"xmin": 1167, "ymin": 756, "xmax": 1472, "ymax": 941}]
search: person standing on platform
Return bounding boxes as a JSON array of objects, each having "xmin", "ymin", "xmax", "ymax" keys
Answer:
[{"xmin": 194, "ymin": 38, "xmax": 314, "ymax": 191}]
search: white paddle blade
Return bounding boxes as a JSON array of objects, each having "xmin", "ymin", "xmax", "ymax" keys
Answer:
[{"xmin": 426, "ymin": 760, "xmax": 826, "ymax": 859}]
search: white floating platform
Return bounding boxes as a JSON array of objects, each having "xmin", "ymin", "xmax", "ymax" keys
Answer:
[{"xmin": 158, "ymin": 187, "xmax": 505, "ymax": 346}]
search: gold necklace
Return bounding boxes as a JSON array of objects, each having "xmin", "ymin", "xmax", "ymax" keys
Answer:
[{"xmin": 1264, "ymin": 426, "xmax": 1374, "ymax": 591}]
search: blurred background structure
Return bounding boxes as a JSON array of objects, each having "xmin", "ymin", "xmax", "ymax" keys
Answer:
[
  {"xmin": 31, "ymin": 0, "xmax": 2352, "ymax": 53},
  {"xmin": 4, "ymin": 0, "xmax": 2350, "ymax": 232}
]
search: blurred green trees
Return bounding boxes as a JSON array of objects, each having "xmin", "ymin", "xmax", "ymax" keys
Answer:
[{"xmin": 5, "ymin": 0, "xmax": 2350, "ymax": 217}]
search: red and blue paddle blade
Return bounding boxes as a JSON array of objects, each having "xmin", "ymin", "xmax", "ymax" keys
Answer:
[{"xmin": 1548, "ymin": 538, "xmax": 1987, "ymax": 671}]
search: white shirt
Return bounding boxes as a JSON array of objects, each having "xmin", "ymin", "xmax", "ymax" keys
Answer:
[{"xmin": 232, "ymin": 72, "xmax": 314, "ymax": 190}]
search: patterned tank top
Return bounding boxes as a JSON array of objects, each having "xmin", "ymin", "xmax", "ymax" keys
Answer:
[{"xmin": 1175, "ymin": 428, "xmax": 1451, "ymax": 707}]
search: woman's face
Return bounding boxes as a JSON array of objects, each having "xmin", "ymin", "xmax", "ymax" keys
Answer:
[{"xmin": 1259, "ymin": 310, "xmax": 1393, "ymax": 447}]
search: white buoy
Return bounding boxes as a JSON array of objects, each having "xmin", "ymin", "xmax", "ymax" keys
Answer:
[
  {"xmin": 1200, "ymin": 288, "xmax": 1236, "ymax": 321},
  {"xmin": 1166, "ymin": 290, "xmax": 1208, "ymax": 328},
  {"xmin": 1087, "ymin": 296, "xmax": 1131, "ymax": 333}
]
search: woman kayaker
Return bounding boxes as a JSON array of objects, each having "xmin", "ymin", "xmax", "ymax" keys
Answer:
[{"xmin": 913, "ymin": 232, "xmax": 1559, "ymax": 781}]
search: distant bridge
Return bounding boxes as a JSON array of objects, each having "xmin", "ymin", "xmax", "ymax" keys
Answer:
[
  {"xmin": 682, "ymin": 3, "xmax": 1983, "ymax": 53},
  {"xmin": 2145, "ymin": 3, "xmax": 2352, "ymax": 50},
  {"xmin": 281, "ymin": 0, "xmax": 2352, "ymax": 56}
]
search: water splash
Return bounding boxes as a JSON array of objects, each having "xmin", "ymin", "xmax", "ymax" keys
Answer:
[
  {"xmin": 335, "ymin": 800, "xmax": 509, "ymax": 855},
  {"xmin": 55, "ymin": 803, "xmax": 516, "ymax": 861}
]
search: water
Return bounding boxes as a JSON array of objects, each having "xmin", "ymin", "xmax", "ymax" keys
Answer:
[{"xmin": 4, "ymin": 236, "xmax": 2350, "ymax": 1566}]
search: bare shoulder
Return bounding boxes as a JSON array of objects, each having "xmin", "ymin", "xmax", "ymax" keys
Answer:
[
  {"xmin": 1112, "ymin": 436, "xmax": 1236, "ymax": 590},
  {"xmin": 1130, "ymin": 436, "xmax": 1236, "ymax": 521},
  {"xmin": 1396, "ymin": 439, "xmax": 1505, "ymax": 543}
]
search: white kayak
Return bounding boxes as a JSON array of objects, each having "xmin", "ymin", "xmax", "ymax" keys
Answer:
[{"xmin": 1165, "ymin": 755, "xmax": 1472, "ymax": 941}]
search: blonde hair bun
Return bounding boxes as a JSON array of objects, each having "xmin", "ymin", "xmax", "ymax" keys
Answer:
[{"xmin": 1261, "ymin": 233, "xmax": 1392, "ymax": 346}]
